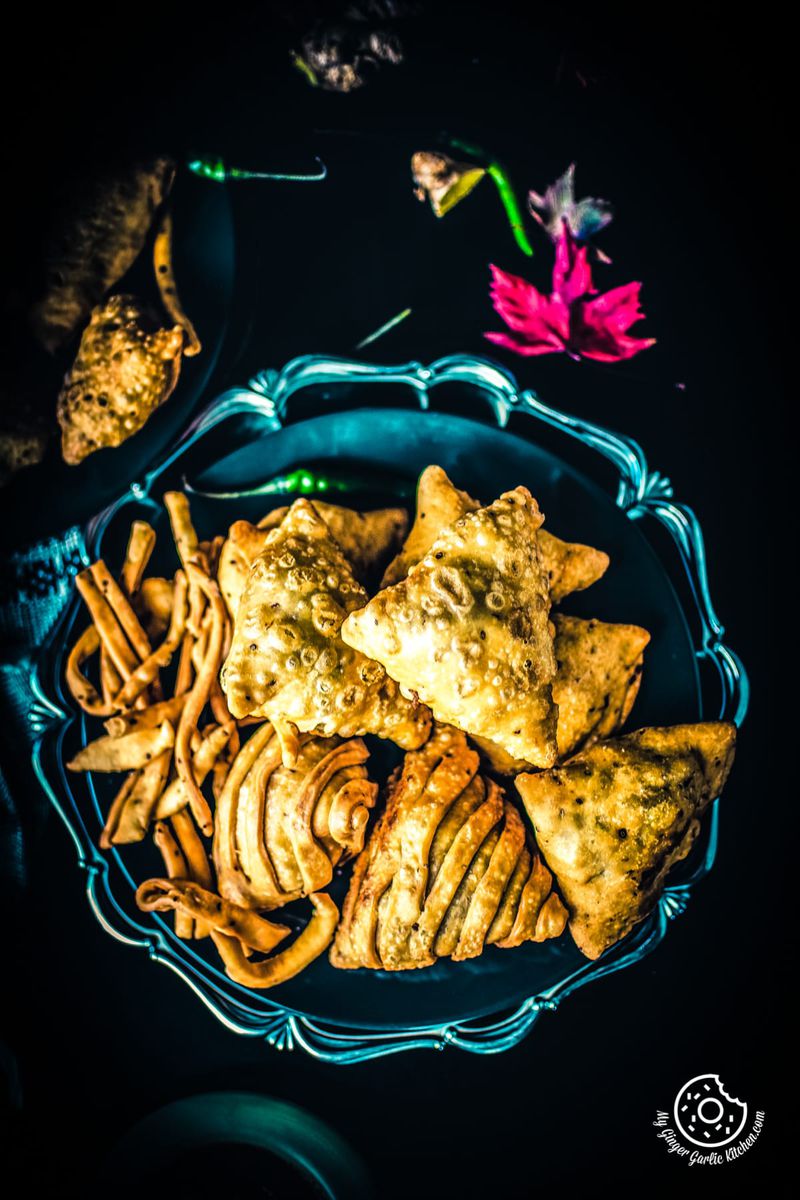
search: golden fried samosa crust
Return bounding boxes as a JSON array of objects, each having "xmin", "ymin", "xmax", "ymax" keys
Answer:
[
  {"xmin": 475, "ymin": 614, "xmax": 651, "ymax": 773},
  {"xmin": 330, "ymin": 725, "xmax": 567, "ymax": 971},
  {"xmin": 32, "ymin": 156, "xmax": 175, "ymax": 352},
  {"xmin": 220, "ymin": 499, "xmax": 431, "ymax": 751},
  {"xmin": 380, "ymin": 464, "xmax": 609, "ymax": 601},
  {"xmin": 516, "ymin": 722, "xmax": 736, "ymax": 960},
  {"xmin": 342, "ymin": 487, "xmax": 559, "ymax": 768},
  {"xmin": 218, "ymin": 503, "xmax": 408, "ymax": 619},
  {"xmin": 258, "ymin": 502, "xmax": 408, "ymax": 582},
  {"xmin": 57, "ymin": 295, "xmax": 184, "ymax": 464},
  {"xmin": 213, "ymin": 722, "xmax": 377, "ymax": 910}
]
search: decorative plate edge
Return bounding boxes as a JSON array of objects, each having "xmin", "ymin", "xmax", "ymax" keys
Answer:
[{"xmin": 29, "ymin": 353, "xmax": 750, "ymax": 1064}]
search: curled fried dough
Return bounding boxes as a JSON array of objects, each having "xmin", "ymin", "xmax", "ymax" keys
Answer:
[
  {"xmin": 331, "ymin": 726, "xmax": 567, "ymax": 971},
  {"xmin": 136, "ymin": 878, "xmax": 291, "ymax": 954},
  {"xmin": 90, "ymin": 560, "xmax": 152, "ymax": 662},
  {"xmin": 210, "ymin": 893, "xmax": 339, "ymax": 989},
  {"xmin": 66, "ymin": 625, "xmax": 117, "ymax": 716},
  {"xmin": 214, "ymin": 728, "xmax": 377, "ymax": 911}
]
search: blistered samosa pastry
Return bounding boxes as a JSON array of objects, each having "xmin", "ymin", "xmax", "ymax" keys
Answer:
[
  {"xmin": 381, "ymin": 465, "xmax": 609, "ymax": 602},
  {"xmin": 57, "ymin": 295, "xmax": 184, "ymax": 464},
  {"xmin": 342, "ymin": 487, "xmax": 559, "ymax": 767},
  {"xmin": 218, "ymin": 502, "xmax": 407, "ymax": 617},
  {"xmin": 476, "ymin": 614, "xmax": 651, "ymax": 773},
  {"xmin": 220, "ymin": 499, "xmax": 431, "ymax": 753},
  {"xmin": 516, "ymin": 722, "xmax": 736, "ymax": 959},
  {"xmin": 331, "ymin": 726, "xmax": 567, "ymax": 970},
  {"xmin": 214, "ymin": 722, "xmax": 378, "ymax": 910}
]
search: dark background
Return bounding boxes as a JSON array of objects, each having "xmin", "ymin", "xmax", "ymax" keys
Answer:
[{"xmin": 1, "ymin": 2, "xmax": 782, "ymax": 1194}]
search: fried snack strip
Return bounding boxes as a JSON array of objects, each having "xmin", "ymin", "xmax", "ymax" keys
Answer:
[
  {"xmin": 210, "ymin": 894, "xmax": 339, "ymax": 989},
  {"xmin": 75, "ymin": 569, "xmax": 139, "ymax": 679},
  {"xmin": 153, "ymin": 210, "xmax": 202, "ymax": 356},
  {"xmin": 66, "ymin": 626, "xmax": 117, "ymax": 717},
  {"xmin": 89, "ymin": 560, "xmax": 153, "ymax": 661},
  {"xmin": 112, "ymin": 572, "xmax": 188, "ymax": 707},
  {"xmin": 173, "ymin": 568, "xmax": 226, "ymax": 835},
  {"xmin": 516, "ymin": 722, "xmax": 737, "ymax": 959},
  {"xmin": 136, "ymin": 878, "xmax": 291, "ymax": 954},
  {"xmin": 104, "ymin": 695, "xmax": 186, "ymax": 738},
  {"xmin": 331, "ymin": 726, "xmax": 567, "ymax": 971},
  {"xmin": 120, "ymin": 520, "xmax": 157, "ymax": 594},
  {"xmin": 152, "ymin": 819, "xmax": 194, "ymax": 938},
  {"xmin": 99, "ymin": 772, "xmax": 139, "ymax": 849},
  {"xmin": 112, "ymin": 749, "xmax": 172, "ymax": 844},
  {"xmin": 68, "ymin": 720, "xmax": 174, "ymax": 772},
  {"xmin": 155, "ymin": 723, "xmax": 233, "ymax": 820}
]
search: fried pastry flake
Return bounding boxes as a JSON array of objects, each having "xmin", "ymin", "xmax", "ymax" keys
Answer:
[
  {"xmin": 476, "ymin": 614, "xmax": 651, "ymax": 773},
  {"xmin": 220, "ymin": 499, "xmax": 431, "ymax": 752},
  {"xmin": 218, "ymin": 502, "xmax": 407, "ymax": 618},
  {"xmin": 516, "ymin": 722, "xmax": 737, "ymax": 959},
  {"xmin": 214, "ymin": 722, "xmax": 378, "ymax": 909},
  {"xmin": 331, "ymin": 725, "xmax": 567, "ymax": 970},
  {"xmin": 57, "ymin": 295, "xmax": 184, "ymax": 464},
  {"xmin": 341, "ymin": 486, "xmax": 559, "ymax": 768},
  {"xmin": 381, "ymin": 465, "xmax": 609, "ymax": 601}
]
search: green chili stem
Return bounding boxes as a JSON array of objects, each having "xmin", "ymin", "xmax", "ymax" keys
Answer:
[{"xmin": 448, "ymin": 138, "xmax": 534, "ymax": 256}]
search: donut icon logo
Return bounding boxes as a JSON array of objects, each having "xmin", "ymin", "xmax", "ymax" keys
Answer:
[{"xmin": 673, "ymin": 1075, "xmax": 748, "ymax": 1148}]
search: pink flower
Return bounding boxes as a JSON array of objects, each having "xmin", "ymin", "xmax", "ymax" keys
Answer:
[{"xmin": 484, "ymin": 223, "xmax": 655, "ymax": 362}]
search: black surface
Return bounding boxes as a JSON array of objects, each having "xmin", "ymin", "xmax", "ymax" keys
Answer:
[{"xmin": 2, "ymin": 3, "xmax": 782, "ymax": 1194}]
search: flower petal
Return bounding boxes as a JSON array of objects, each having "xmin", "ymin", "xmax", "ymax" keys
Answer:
[
  {"xmin": 552, "ymin": 223, "xmax": 594, "ymax": 304},
  {"xmin": 488, "ymin": 263, "xmax": 570, "ymax": 344},
  {"xmin": 582, "ymin": 281, "xmax": 648, "ymax": 332},
  {"xmin": 484, "ymin": 331, "xmax": 565, "ymax": 357}
]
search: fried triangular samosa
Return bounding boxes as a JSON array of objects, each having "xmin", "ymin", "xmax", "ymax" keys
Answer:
[
  {"xmin": 218, "ymin": 503, "xmax": 408, "ymax": 618},
  {"xmin": 475, "ymin": 614, "xmax": 651, "ymax": 772},
  {"xmin": 381, "ymin": 465, "xmax": 609, "ymax": 601},
  {"xmin": 342, "ymin": 487, "xmax": 559, "ymax": 768},
  {"xmin": 259, "ymin": 502, "xmax": 407, "ymax": 581},
  {"xmin": 330, "ymin": 726, "xmax": 567, "ymax": 970},
  {"xmin": 516, "ymin": 722, "xmax": 737, "ymax": 959},
  {"xmin": 220, "ymin": 499, "xmax": 431, "ymax": 753},
  {"xmin": 214, "ymin": 722, "xmax": 378, "ymax": 909}
]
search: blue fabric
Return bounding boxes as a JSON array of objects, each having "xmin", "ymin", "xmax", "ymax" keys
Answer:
[{"xmin": 0, "ymin": 526, "xmax": 87, "ymax": 897}]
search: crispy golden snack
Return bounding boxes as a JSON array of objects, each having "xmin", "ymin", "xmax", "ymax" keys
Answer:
[
  {"xmin": 104, "ymin": 695, "xmax": 187, "ymax": 738},
  {"xmin": 153, "ymin": 210, "xmax": 202, "ymax": 356},
  {"xmin": 31, "ymin": 156, "xmax": 175, "ymax": 352},
  {"xmin": 111, "ymin": 749, "xmax": 171, "ymax": 844},
  {"xmin": 67, "ymin": 720, "xmax": 174, "ymax": 773},
  {"xmin": 57, "ymin": 296, "xmax": 184, "ymax": 465},
  {"xmin": 475, "ymin": 614, "xmax": 651, "ymax": 773},
  {"xmin": 220, "ymin": 499, "xmax": 431, "ymax": 754},
  {"xmin": 381, "ymin": 465, "xmax": 608, "ymax": 601},
  {"xmin": 66, "ymin": 625, "xmax": 116, "ymax": 717},
  {"xmin": 135, "ymin": 577, "xmax": 174, "ymax": 639},
  {"xmin": 516, "ymin": 722, "xmax": 737, "ymax": 959},
  {"xmin": 111, "ymin": 572, "xmax": 188, "ymax": 708},
  {"xmin": 155, "ymin": 722, "xmax": 233, "ymax": 820},
  {"xmin": 152, "ymin": 820, "xmax": 194, "ymax": 938},
  {"xmin": 218, "ymin": 504, "xmax": 408, "ymax": 618},
  {"xmin": 331, "ymin": 726, "xmax": 567, "ymax": 970},
  {"xmin": 210, "ymin": 893, "xmax": 339, "ymax": 989},
  {"xmin": 342, "ymin": 487, "xmax": 558, "ymax": 768},
  {"xmin": 214, "ymin": 725, "xmax": 377, "ymax": 910},
  {"xmin": 136, "ymin": 878, "xmax": 291, "ymax": 954}
]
